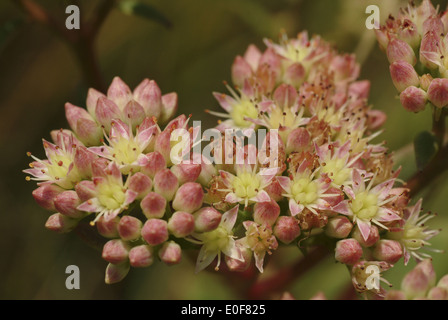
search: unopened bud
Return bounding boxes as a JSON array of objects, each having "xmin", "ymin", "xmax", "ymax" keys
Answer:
[
  {"xmin": 225, "ymin": 242, "xmax": 252, "ymax": 272},
  {"xmin": 253, "ymin": 200, "xmax": 280, "ymax": 226},
  {"xmin": 128, "ymin": 172, "xmax": 152, "ymax": 199},
  {"xmin": 286, "ymin": 128, "xmax": 310, "ymax": 154},
  {"xmin": 140, "ymin": 192, "xmax": 167, "ymax": 219},
  {"xmin": 437, "ymin": 275, "xmax": 448, "ymax": 291},
  {"xmin": 32, "ymin": 184, "xmax": 64, "ymax": 211},
  {"xmin": 352, "ymin": 224, "xmax": 379, "ymax": 247},
  {"xmin": 74, "ymin": 146, "xmax": 97, "ymax": 178},
  {"xmin": 140, "ymin": 152, "xmax": 166, "ymax": 179},
  {"xmin": 142, "ymin": 219, "xmax": 168, "ymax": 246},
  {"xmin": 264, "ymin": 178, "xmax": 284, "ymax": 202},
  {"xmin": 45, "ymin": 213, "xmax": 78, "ymax": 233},
  {"xmin": 284, "ymin": 62, "xmax": 306, "ymax": 88},
  {"xmin": 389, "ymin": 61, "xmax": 420, "ymax": 92},
  {"xmin": 170, "ymin": 163, "xmax": 201, "ymax": 185},
  {"xmin": 158, "ymin": 241, "xmax": 182, "ymax": 265},
  {"xmin": 168, "ymin": 211, "xmax": 195, "ymax": 238},
  {"xmin": 335, "ymin": 239, "xmax": 363, "ymax": 265},
  {"xmin": 274, "ymin": 216, "xmax": 301, "ymax": 244},
  {"xmin": 325, "ymin": 216, "xmax": 353, "ymax": 239},
  {"xmin": 118, "ymin": 216, "xmax": 142, "ymax": 241},
  {"xmin": 385, "ymin": 290, "xmax": 406, "ymax": 300},
  {"xmin": 231, "ymin": 56, "xmax": 253, "ymax": 87},
  {"xmin": 427, "ymin": 78, "xmax": 448, "ymax": 108},
  {"xmin": 400, "ymin": 86, "xmax": 427, "ymax": 113},
  {"xmin": 193, "ymin": 207, "xmax": 222, "ymax": 232},
  {"xmin": 420, "ymin": 74, "xmax": 433, "ymax": 91},
  {"xmin": 427, "ymin": 287, "xmax": 448, "ymax": 300},
  {"xmin": 153, "ymin": 168, "xmax": 179, "ymax": 201},
  {"xmin": 102, "ymin": 239, "xmax": 130, "ymax": 264},
  {"xmin": 401, "ymin": 267, "xmax": 431, "ymax": 299},
  {"xmin": 105, "ymin": 261, "xmax": 130, "ymax": 284},
  {"xmin": 172, "ymin": 182, "xmax": 204, "ymax": 213},
  {"xmin": 54, "ymin": 190, "xmax": 84, "ymax": 219},
  {"xmin": 372, "ymin": 240, "xmax": 403, "ymax": 264},
  {"xmin": 96, "ymin": 215, "xmax": 120, "ymax": 238},
  {"xmin": 129, "ymin": 245, "xmax": 154, "ymax": 268},
  {"xmin": 387, "ymin": 38, "xmax": 417, "ymax": 66},
  {"xmin": 415, "ymin": 259, "xmax": 436, "ymax": 288}
]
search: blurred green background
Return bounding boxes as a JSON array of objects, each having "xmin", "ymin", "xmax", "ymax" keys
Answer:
[{"xmin": 1, "ymin": 0, "xmax": 447, "ymax": 299}]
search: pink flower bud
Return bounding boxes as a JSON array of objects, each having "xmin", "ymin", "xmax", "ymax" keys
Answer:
[
  {"xmin": 74, "ymin": 146, "xmax": 97, "ymax": 179},
  {"xmin": 387, "ymin": 38, "xmax": 417, "ymax": 66},
  {"xmin": 170, "ymin": 163, "xmax": 201, "ymax": 185},
  {"xmin": 253, "ymin": 200, "xmax": 280, "ymax": 226},
  {"xmin": 193, "ymin": 207, "xmax": 222, "ymax": 232},
  {"xmin": 105, "ymin": 261, "xmax": 130, "ymax": 284},
  {"xmin": 427, "ymin": 287, "xmax": 448, "ymax": 300},
  {"xmin": 123, "ymin": 100, "xmax": 146, "ymax": 129},
  {"xmin": 75, "ymin": 118, "xmax": 103, "ymax": 146},
  {"xmin": 107, "ymin": 76, "xmax": 132, "ymax": 109},
  {"xmin": 45, "ymin": 213, "xmax": 78, "ymax": 233},
  {"xmin": 86, "ymin": 88, "xmax": 105, "ymax": 116},
  {"xmin": 142, "ymin": 219, "xmax": 168, "ymax": 245},
  {"xmin": 423, "ymin": 16, "xmax": 444, "ymax": 35},
  {"xmin": 325, "ymin": 216, "xmax": 353, "ymax": 239},
  {"xmin": 95, "ymin": 97, "xmax": 122, "ymax": 132},
  {"xmin": 310, "ymin": 292, "xmax": 326, "ymax": 300},
  {"xmin": 437, "ymin": 275, "xmax": 448, "ymax": 291},
  {"xmin": 274, "ymin": 216, "xmax": 301, "ymax": 244},
  {"xmin": 400, "ymin": 86, "xmax": 427, "ymax": 113},
  {"xmin": 133, "ymin": 79, "xmax": 162, "ymax": 118},
  {"xmin": 385, "ymin": 290, "xmax": 406, "ymax": 300},
  {"xmin": 54, "ymin": 190, "xmax": 84, "ymax": 219},
  {"xmin": 352, "ymin": 224, "xmax": 379, "ymax": 247},
  {"xmin": 225, "ymin": 242, "xmax": 252, "ymax": 272},
  {"xmin": 75, "ymin": 180, "xmax": 96, "ymax": 202},
  {"xmin": 167, "ymin": 211, "xmax": 195, "ymax": 238},
  {"xmin": 284, "ymin": 62, "xmax": 306, "ymax": 88},
  {"xmin": 442, "ymin": 10, "xmax": 448, "ymax": 33},
  {"xmin": 389, "ymin": 61, "xmax": 420, "ymax": 92},
  {"xmin": 286, "ymin": 127, "xmax": 310, "ymax": 154},
  {"xmin": 153, "ymin": 168, "xmax": 179, "ymax": 201},
  {"xmin": 32, "ymin": 184, "xmax": 64, "ymax": 211},
  {"xmin": 264, "ymin": 177, "xmax": 283, "ymax": 202},
  {"xmin": 160, "ymin": 92, "xmax": 178, "ymax": 124},
  {"xmin": 195, "ymin": 154, "xmax": 218, "ymax": 187},
  {"xmin": 273, "ymin": 84, "xmax": 298, "ymax": 108},
  {"xmin": 372, "ymin": 240, "xmax": 403, "ymax": 264},
  {"xmin": 96, "ymin": 215, "xmax": 120, "ymax": 238},
  {"xmin": 64, "ymin": 103, "xmax": 93, "ymax": 133},
  {"xmin": 330, "ymin": 54, "xmax": 360, "ymax": 82},
  {"xmin": 231, "ymin": 56, "xmax": 253, "ymax": 87},
  {"xmin": 102, "ymin": 239, "xmax": 130, "ymax": 264},
  {"xmin": 154, "ymin": 130, "xmax": 172, "ymax": 164},
  {"xmin": 427, "ymin": 78, "xmax": 448, "ymax": 108},
  {"xmin": 118, "ymin": 216, "xmax": 142, "ymax": 241},
  {"xmin": 158, "ymin": 241, "xmax": 182, "ymax": 265},
  {"xmin": 415, "ymin": 259, "xmax": 436, "ymax": 288},
  {"xmin": 401, "ymin": 266, "xmax": 432, "ymax": 299},
  {"xmin": 172, "ymin": 182, "xmax": 204, "ymax": 213},
  {"xmin": 140, "ymin": 151, "xmax": 166, "ymax": 179},
  {"xmin": 375, "ymin": 28, "xmax": 389, "ymax": 51},
  {"xmin": 335, "ymin": 239, "xmax": 363, "ymax": 265},
  {"xmin": 129, "ymin": 245, "xmax": 154, "ymax": 268},
  {"xmin": 128, "ymin": 172, "xmax": 152, "ymax": 199},
  {"xmin": 140, "ymin": 192, "xmax": 167, "ymax": 219}
]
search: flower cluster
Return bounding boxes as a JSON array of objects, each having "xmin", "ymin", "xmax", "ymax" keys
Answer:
[
  {"xmin": 25, "ymin": 29, "xmax": 440, "ymax": 294},
  {"xmin": 375, "ymin": 0, "xmax": 448, "ymax": 112}
]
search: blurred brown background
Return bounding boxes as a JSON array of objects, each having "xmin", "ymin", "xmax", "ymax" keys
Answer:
[{"xmin": 1, "ymin": 0, "xmax": 447, "ymax": 299}]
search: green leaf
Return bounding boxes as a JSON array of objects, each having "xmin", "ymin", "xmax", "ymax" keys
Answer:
[
  {"xmin": 118, "ymin": 0, "xmax": 172, "ymax": 29},
  {"xmin": 414, "ymin": 130, "xmax": 438, "ymax": 171},
  {"xmin": 0, "ymin": 18, "xmax": 23, "ymax": 48}
]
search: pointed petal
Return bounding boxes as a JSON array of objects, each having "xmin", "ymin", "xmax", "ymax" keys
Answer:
[
  {"xmin": 77, "ymin": 198, "xmax": 101, "ymax": 213},
  {"xmin": 289, "ymin": 199, "xmax": 304, "ymax": 216},
  {"xmin": 254, "ymin": 251, "xmax": 266, "ymax": 273},
  {"xmin": 357, "ymin": 220, "xmax": 372, "ymax": 242},
  {"xmin": 332, "ymin": 200, "xmax": 352, "ymax": 216},
  {"xmin": 195, "ymin": 246, "xmax": 217, "ymax": 273},
  {"xmin": 221, "ymin": 205, "xmax": 239, "ymax": 232},
  {"xmin": 251, "ymin": 190, "xmax": 271, "ymax": 203}
]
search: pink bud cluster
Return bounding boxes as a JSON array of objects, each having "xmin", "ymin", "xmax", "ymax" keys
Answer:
[
  {"xmin": 376, "ymin": 0, "xmax": 448, "ymax": 112},
  {"xmin": 25, "ymin": 27, "xmax": 441, "ymax": 293}
]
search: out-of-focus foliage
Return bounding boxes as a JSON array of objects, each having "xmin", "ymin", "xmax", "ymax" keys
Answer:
[{"xmin": 1, "ymin": 0, "xmax": 447, "ymax": 299}]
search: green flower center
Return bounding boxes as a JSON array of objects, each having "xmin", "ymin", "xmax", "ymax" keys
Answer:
[
  {"xmin": 232, "ymin": 172, "xmax": 261, "ymax": 199},
  {"xmin": 351, "ymin": 191, "xmax": 378, "ymax": 220},
  {"xmin": 321, "ymin": 158, "xmax": 351, "ymax": 186},
  {"xmin": 97, "ymin": 181, "xmax": 126, "ymax": 210},
  {"xmin": 112, "ymin": 136, "xmax": 141, "ymax": 169},
  {"xmin": 202, "ymin": 226, "xmax": 231, "ymax": 252},
  {"xmin": 291, "ymin": 177, "xmax": 318, "ymax": 205},
  {"xmin": 230, "ymin": 99, "xmax": 258, "ymax": 128}
]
